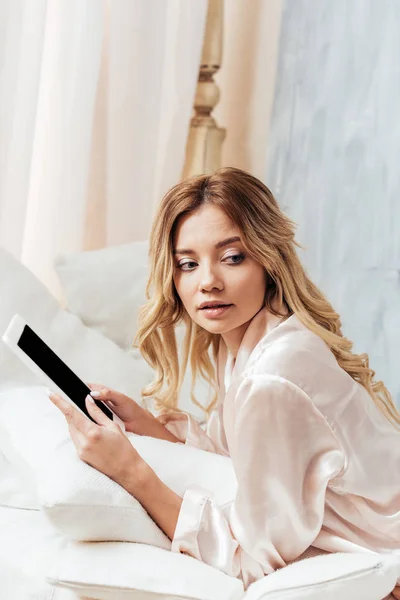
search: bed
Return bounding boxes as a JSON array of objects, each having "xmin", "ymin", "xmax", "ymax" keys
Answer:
[
  {"xmin": 1, "ymin": 2, "xmax": 399, "ymax": 599},
  {"xmin": 0, "ymin": 501, "xmax": 398, "ymax": 600}
]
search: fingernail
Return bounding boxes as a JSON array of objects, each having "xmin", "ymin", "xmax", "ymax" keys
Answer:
[
  {"xmin": 46, "ymin": 389, "xmax": 53, "ymax": 398},
  {"xmin": 90, "ymin": 391, "xmax": 101, "ymax": 398},
  {"xmin": 86, "ymin": 395, "xmax": 95, "ymax": 404}
]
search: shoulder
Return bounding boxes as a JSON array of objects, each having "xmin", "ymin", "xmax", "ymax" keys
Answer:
[
  {"xmin": 247, "ymin": 315, "xmax": 346, "ymax": 398},
  {"xmin": 234, "ymin": 372, "xmax": 312, "ymax": 410},
  {"xmin": 251, "ymin": 314, "xmax": 335, "ymax": 370},
  {"xmin": 232, "ymin": 373, "xmax": 345, "ymax": 453}
]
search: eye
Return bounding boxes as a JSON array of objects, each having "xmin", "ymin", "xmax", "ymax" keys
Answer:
[
  {"xmin": 176, "ymin": 253, "xmax": 245, "ymax": 272},
  {"xmin": 177, "ymin": 260, "xmax": 198, "ymax": 272},
  {"xmin": 223, "ymin": 253, "xmax": 245, "ymax": 265}
]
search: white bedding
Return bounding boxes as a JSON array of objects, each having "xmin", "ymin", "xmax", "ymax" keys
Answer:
[
  {"xmin": 0, "ymin": 504, "xmax": 244, "ymax": 600},
  {"xmin": 0, "ymin": 504, "xmax": 78, "ymax": 600},
  {"xmin": 1, "ymin": 469, "xmax": 399, "ymax": 600}
]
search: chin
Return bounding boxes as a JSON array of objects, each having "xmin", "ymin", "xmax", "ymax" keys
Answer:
[
  {"xmin": 197, "ymin": 317, "xmax": 238, "ymax": 335},
  {"xmin": 203, "ymin": 324, "xmax": 229, "ymax": 334}
]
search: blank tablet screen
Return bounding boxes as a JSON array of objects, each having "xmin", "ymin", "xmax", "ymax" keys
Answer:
[{"xmin": 18, "ymin": 324, "xmax": 113, "ymax": 421}]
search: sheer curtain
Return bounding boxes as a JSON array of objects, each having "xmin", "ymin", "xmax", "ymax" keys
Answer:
[
  {"xmin": 0, "ymin": 0, "xmax": 207, "ymax": 298},
  {"xmin": 215, "ymin": 0, "xmax": 283, "ymax": 180}
]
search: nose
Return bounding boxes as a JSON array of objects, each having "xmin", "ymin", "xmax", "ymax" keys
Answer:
[{"xmin": 198, "ymin": 262, "xmax": 223, "ymax": 293}]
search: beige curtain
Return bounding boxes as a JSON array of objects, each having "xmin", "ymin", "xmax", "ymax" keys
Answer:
[
  {"xmin": 215, "ymin": 0, "xmax": 283, "ymax": 180},
  {"xmin": 0, "ymin": 0, "xmax": 207, "ymax": 298}
]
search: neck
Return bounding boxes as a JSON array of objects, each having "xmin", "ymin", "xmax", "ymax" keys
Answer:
[
  {"xmin": 221, "ymin": 319, "xmax": 252, "ymax": 359},
  {"xmin": 221, "ymin": 301, "xmax": 288, "ymax": 359}
]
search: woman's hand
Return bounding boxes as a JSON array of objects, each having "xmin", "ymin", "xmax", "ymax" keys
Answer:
[
  {"xmin": 87, "ymin": 384, "xmax": 181, "ymax": 443},
  {"xmin": 48, "ymin": 392, "xmax": 149, "ymax": 492},
  {"xmin": 87, "ymin": 384, "xmax": 150, "ymax": 434},
  {"xmin": 49, "ymin": 391, "xmax": 183, "ymax": 540}
]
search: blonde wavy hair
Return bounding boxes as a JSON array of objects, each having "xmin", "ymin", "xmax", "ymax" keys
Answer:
[{"xmin": 134, "ymin": 167, "xmax": 400, "ymax": 429}]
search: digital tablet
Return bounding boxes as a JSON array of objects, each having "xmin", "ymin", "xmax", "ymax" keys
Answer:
[{"xmin": 2, "ymin": 314, "xmax": 121, "ymax": 426}]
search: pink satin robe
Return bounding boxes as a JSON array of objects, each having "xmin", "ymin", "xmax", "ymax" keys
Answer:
[{"xmin": 163, "ymin": 308, "xmax": 400, "ymax": 589}]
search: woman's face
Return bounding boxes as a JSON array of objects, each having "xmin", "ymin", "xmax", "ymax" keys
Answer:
[{"xmin": 172, "ymin": 204, "xmax": 266, "ymax": 355}]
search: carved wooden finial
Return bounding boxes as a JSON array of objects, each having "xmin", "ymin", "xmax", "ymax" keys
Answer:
[{"xmin": 182, "ymin": 0, "xmax": 226, "ymax": 179}]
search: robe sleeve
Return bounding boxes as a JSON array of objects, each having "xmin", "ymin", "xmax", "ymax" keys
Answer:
[{"xmin": 170, "ymin": 374, "xmax": 346, "ymax": 588}]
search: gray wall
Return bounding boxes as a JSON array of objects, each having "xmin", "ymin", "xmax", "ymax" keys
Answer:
[{"xmin": 267, "ymin": 0, "xmax": 400, "ymax": 406}]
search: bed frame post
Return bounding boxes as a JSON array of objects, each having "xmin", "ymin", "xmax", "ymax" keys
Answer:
[{"xmin": 182, "ymin": 0, "xmax": 226, "ymax": 179}]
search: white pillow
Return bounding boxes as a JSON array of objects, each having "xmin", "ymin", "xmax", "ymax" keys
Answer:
[
  {"xmin": 2, "ymin": 504, "xmax": 399, "ymax": 600},
  {"xmin": 0, "ymin": 246, "xmax": 153, "ymax": 401},
  {"xmin": 0, "ymin": 449, "xmax": 38, "ymax": 510},
  {"xmin": 47, "ymin": 540, "xmax": 244, "ymax": 600},
  {"xmin": 55, "ymin": 241, "xmax": 149, "ymax": 351},
  {"xmin": 245, "ymin": 552, "xmax": 400, "ymax": 600},
  {"xmin": 54, "ymin": 242, "xmax": 215, "ymax": 421},
  {"xmin": 0, "ymin": 505, "xmax": 69, "ymax": 600},
  {"xmin": 46, "ymin": 547, "xmax": 400, "ymax": 600},
  {"xmin": 0, "ymin": 386, "xmax": 237, "ymax": 548},
  {"xmin": 0, "ymin": 504, "xmax": 244, "ymax": 600},
  {"xmin": 0, "ymin": 246, "xmax": 153, "ymax": 509}
]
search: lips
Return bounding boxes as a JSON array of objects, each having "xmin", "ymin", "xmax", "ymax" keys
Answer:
[{"xmin": 200, "ymin": 303, "xmax": 232, "ymax": 310}]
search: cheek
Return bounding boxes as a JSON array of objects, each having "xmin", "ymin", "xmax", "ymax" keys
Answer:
[
  {"xmin": 236, "ymin": 266, "xmax": 266, "ymax": 299},
  {"xmin": 255, "ymin": 268, "xmax": 267, "ymax": 295},
  {"xmin": 173, "ymin": 273, "xmax": 193, "ymax": 307}
]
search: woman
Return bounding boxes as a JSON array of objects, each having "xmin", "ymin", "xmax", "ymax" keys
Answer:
[{"xmin": 50, "ymin": 167, "xmax": 400, "ymax": 594}]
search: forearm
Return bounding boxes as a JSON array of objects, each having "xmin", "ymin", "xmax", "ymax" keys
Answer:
[{"xmin": 125, "ymin": 462, "xmax": 183, "ymax": 541}]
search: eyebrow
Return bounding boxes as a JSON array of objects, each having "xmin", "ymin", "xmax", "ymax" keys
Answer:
[{"xmin": 173, "ymin": 236, "xmax": 241, "ymax": 255}]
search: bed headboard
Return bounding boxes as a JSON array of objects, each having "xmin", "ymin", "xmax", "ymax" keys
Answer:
[{"xmin": 182, "ymin": 0, "xmax": 226, "ymax": 179}]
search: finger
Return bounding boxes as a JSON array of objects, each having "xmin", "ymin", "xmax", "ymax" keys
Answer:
[
  {"xmin": 86, "ymin": 385, "xmax": 114, "ymax": 405},
  {"xmin": 88, "ymin": 387, "xmax": 126, "ymax": 407},
  {"xmin": 86, "ymin": 383, "xmax": 104, "ymax": 391},
  {"xmin": 85, "ymin": 395, "xmax": 115, "ymax": 428},
  {"xmin": 48, "ymin": 392, "xmax": 89, "ymax": 432},
  {"xmin": 156, "ymin": 414, "xmax": 168, "ymax": 425}
]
